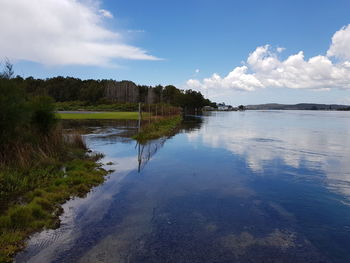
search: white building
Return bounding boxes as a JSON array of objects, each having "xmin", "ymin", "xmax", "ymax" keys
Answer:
[{"xmin": 217, "ymin": 103, "xmax": 232, "ymax": 111}]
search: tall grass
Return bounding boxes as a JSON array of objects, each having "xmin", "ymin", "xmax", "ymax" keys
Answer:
[
  {"xmin": 0, "ymin": 125, "xmax": 107, "ymax": 262},
  {"xmin": 0, "ymin": 125, "xmax": 89, "ymax": 209},
  {"xmin": 0, "ymin": 125, "xmax": 85, "ymax": 168}
]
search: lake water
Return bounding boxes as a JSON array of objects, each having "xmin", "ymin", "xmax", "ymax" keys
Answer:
[{"xmin": 16, "ymin": 111, "xmax": 350, "ymax": 263}]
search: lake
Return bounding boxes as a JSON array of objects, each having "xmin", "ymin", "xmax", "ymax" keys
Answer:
[{"xmin": 16, "ymin": 111, "xmax": 350, "ymax": 263}]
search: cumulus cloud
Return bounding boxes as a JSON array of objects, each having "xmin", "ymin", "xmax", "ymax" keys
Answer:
[
  {"xmin": 188, "ymin": 66, "xmax": 263, "ymax": 92},
  {"xmin": 187, "ymin": 25, "xmax": 350, "ymax": 92},
  {"xmin": 0, "ymin": 0, "xmax": 159, "ymax": 66},
  {"xmin": 327, "ymin": 25, "xmax": 350, "ymax": 60}
]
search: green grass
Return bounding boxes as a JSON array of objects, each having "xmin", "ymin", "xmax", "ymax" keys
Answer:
[
  {"xmin": 57, "ymin": 112, "xmax": 150, "ymax": 120},
  {"xmin": 55, "ymin": 101, "xmax": 140, "ymax": 112},
  {"xmin": 133, "ymin": 115, "xmax": 182, "ymax": 142},
  {"xmin": 0, "ymin": 149, "xmax": 108, "ymax": 262}
]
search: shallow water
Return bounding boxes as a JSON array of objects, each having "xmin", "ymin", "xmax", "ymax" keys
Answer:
[{"xmin": 16, "ymin": 111, "xmax": 350, "ymax": 263}]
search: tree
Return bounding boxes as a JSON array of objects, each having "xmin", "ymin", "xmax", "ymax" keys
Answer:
[
  {"xmin": 238, "ymin": 105, "xmax": 246, "ymax": 111},
  {"xmin": 1, "ymin": 58, "xmax": 14, "ymax": 79}
]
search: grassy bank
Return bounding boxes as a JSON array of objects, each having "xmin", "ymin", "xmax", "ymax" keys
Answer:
[
  {"xmin": 0, "ymin": 134, "xmax": 108, "ymax": 262},
  {"xmin": 55, "ymin": 101, "xmax": 140, "ymax": 112},
  {"xmin": 133, "ymin": 115, "xmax": 182, "ymax": 142},
  {"xmin": 57, "ymin": 111, "xmax": 150, "ymax": 120}
]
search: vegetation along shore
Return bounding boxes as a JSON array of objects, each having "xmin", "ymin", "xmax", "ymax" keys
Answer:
[
  {"xmin": 0, "ymin": 78, "xmax": 109, "ymax": 262},
  {"xmin": 0, "ymin": 62, "xmax": 213, "ymax": 262},
  {"xmin": 133, "ymin": 116, "xmax": 183, "ymax": 142}
]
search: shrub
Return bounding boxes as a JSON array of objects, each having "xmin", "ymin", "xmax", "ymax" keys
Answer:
[
  {"xmin": 30, "ymin": 96, "xmax": 57, "ymax": 135},
  {"xmin": 0, "ymin": 79, "xmax": 29, "ymax": 147}
]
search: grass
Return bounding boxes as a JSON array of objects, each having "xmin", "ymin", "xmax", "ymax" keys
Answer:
[
  {"xmin": 55, "ymin": 101, "xmax": 140, "ymax": 112},
  {"xmin": 133, "ymin": 115, "xmax": 182, "ymax": 142},
  {"xmin": 0, "ymin": 131, "xmax": 108, "ymax": 263},
  {"xmin": 57, "ymin": 112, "xmax": 150, "ymax": 120},
  {"xmin": 0, "ymin": 157, "xmax": 107, "ymax": 262}
]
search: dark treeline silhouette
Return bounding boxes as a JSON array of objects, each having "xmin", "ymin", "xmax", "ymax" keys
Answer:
[{"xmin": 7, "ymin": 76, "xmax": 216, "ymax": 110}]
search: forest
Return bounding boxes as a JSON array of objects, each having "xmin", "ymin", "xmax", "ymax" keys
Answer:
[{"xmin": 6, "ymin": 75, "xmax": 216, "ymax": 111}]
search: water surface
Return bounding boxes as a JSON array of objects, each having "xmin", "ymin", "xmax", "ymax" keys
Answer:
[{"xmin": 16, "ymin": 111, "xmax": 350, "ymax": 263}]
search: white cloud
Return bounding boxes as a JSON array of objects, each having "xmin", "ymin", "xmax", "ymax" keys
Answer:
[
  {"xmin": 276, "ymin": 47, "xmax": 285, "ymax": 53},
  {"xmin": 195, "ymin": 69, "xmax": 200, "ymax": 73},
  {"xmin": 187, "ymin": 25, "xmax": 350, "ymax": 93},
  {"xmin": 192, "ymin": 66, "xmax": 263, "ymax": 92},
  {"xmin": 99, "ymin": 9, "xmax": 113, "ymax": 19},
  {"xmin": 327, "ymin": 24, "xmax": 350, "ymax": 60},
  {"xmin": 127, "ymin": 29, "xmax": 146, "ymax": 33},
  {"xmin": 0, "ymin": 0, "xmax": 159, "ymax": 66}
]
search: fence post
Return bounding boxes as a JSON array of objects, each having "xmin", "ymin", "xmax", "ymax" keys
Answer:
[
  {"xmin": 138, "ymin": 102, "xmax": 142, "ymax": 132},
  {"xmin": 148, "ymin": 104, "xmax": 151, "ymax": 124}
]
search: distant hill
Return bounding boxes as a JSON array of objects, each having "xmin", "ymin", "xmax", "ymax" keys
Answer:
[{"xmin": 245, "ymin": 103, "xmax": 350, "ymax": 111}]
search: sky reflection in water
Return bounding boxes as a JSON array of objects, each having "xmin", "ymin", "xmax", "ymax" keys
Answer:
[{"xmin": 16, "ymin": 111, "xmax": 350, "ymax": 263}]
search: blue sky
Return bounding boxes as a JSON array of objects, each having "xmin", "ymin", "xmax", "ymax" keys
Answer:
[{"xmin": 2, "ymin": 0, "xmax": 350, "ymax": 105}]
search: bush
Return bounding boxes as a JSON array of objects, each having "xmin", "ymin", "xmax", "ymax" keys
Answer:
[
  {"xmin": 30, "ymin": 96, "xmax": 57, "ymax": 135},
  {"xmin": 0, "ymin": 79, "xmax": 29, "ymax": 147},
  {"xmin": 0, "ymin": 81, "xmax": 60, "ymax": 165}
]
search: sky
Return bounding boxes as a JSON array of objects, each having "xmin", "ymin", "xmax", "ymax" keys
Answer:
[{"xmin": 1, "ymin": 0, "xmax": 350, "ymax": 106}]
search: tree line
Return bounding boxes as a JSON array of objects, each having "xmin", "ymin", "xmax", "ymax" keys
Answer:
[
  {"xmin": 6, "ymin": 75, "xmax": 216, "ymax": 110},
  {"xmin": 0, "ymin": 60, "xmax": 217, "ymax": 159}
]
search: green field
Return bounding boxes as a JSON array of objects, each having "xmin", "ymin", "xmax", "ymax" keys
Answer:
[{"xmin": 57, "ymin": 112, "xmax": 149, "ymax": 120}]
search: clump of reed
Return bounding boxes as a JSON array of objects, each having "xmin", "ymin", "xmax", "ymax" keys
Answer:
[
  {"xmin": 0, "ymin": 124, "xmax": 90, "ymax": 210},
  {"xmin": 0, "ymin": 125, "xmax": 86, "ymax": 167}
]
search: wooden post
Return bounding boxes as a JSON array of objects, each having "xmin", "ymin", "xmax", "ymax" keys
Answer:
[
  {"xmin": 148, "ymin": 104, "xmax": 151, "ymax": 124},
  {"xmin": 138, "ymin": 102, "xmax": 142, "ymax": 132}
]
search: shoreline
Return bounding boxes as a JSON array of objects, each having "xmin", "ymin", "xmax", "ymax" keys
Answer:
[
  {"xmin": 0, "ymin": 141, "xmax": 109, "ymax": 263},
  {"xmin": 1, "ymin": 115, "xmax": 182, "ymax": 262}
]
